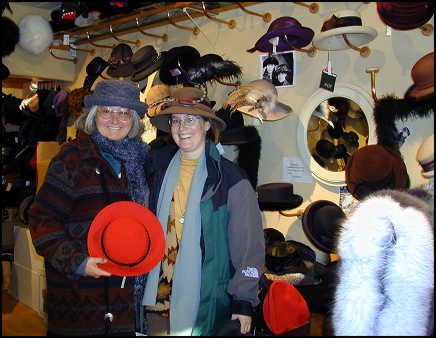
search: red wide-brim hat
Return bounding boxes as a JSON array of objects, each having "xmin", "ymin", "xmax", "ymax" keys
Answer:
[{"xmin": 88, "ymin": 201, "xmax": 165, "ymax": 277}]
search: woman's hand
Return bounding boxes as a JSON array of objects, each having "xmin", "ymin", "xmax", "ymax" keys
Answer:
[
  {"xmin": 85, "ymin": 257, "xmax": 111, "ymax": 278},
  {"xmin": 231, "ymin": 314, "xmax": 252, "ymax": 334}
]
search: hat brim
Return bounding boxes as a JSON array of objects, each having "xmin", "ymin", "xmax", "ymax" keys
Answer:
[
  {"xmin": 84, "ymin": 95, "xmax": 148, "ymax": 117},
  {"xmin": 88, "ymin": 201, "xmax": 165, "ymax": 277},
  {"xmin": 131, "ymin": 54, "xmax": 165, "ymax": 82},
  {"xmin": 258, "ymin": 196, "xmax": 303, "ymax": 211},
  {"xmin": 377, "ymin": 3, "xmax": 435, "ymax": 30},
  {"xmin": 302, "ymin": 200, "xmax": 343, "ymax": 253},
  {"xmin": 106, "ymin": 63, "xmax": 135, "ymax": 78},
  {"xmin": 404, "ymin": 83, "xmax": 434, "ymax": 101},
  {"xmin": 248, "ymin": 27, "xmax": 314, "ymax": 53},
  {"xmin": 313, "ymin": 26, "xmax": 377, "ymax": 51},
  {"xmin": 238, "ymin": 101, "xmax": 293, "ymax": 121},
  {"xmin": 150, "ymin": 104, "xmax": 227, "ymax": 133}
]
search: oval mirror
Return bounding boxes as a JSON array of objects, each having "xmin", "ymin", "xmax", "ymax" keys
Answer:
[{"xmin": 297, "ymin": 83, "xmax": 377, "ymax": 186}]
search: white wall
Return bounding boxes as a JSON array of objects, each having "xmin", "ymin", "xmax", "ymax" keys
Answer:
[{"xmin": 5, "ymin": 2, "xmax": 434, "ymax": 263}]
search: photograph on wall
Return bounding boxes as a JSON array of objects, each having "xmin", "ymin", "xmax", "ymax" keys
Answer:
[{"xmin": 259, "ymin": 51, "xmax": 295, "ymax": 88}]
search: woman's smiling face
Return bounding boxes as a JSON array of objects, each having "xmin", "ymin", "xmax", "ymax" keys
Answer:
[{"xmin": 95, "ymin": 106, "xmax": 133, "ymax": 141}]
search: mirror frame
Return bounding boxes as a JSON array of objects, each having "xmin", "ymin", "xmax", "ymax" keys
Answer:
[{"xmin": 297, "ymin": 83, "xmax": 377, "ymax": 186}]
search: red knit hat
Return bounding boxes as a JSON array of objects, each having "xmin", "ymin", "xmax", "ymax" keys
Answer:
[
  {"xmin": 88, "ymin": 201, "xmax": 165, "ymax": 277},
  {"xmin": 263, "ymin": 280, "xmax": 310, "ymax": 334}
]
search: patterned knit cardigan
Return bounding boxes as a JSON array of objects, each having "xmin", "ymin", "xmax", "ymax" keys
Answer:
[{"xmin": 28, "ymin": 132, "xmax": 138, "ymax": 336}]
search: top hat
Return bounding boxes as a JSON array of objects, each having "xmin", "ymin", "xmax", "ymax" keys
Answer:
[
  {"xmin": 313, "ymin": 9, "xmax": 377, "ymax": 51},
  {"xmin": 107, "ymin": 43, "xmax": 135, "ymax": 78},
  {"xmin": 130, "ymin": 45, "xmax": 167, "ymax": 82},
  {"xmin": 159, "ymin": 46, "xmax": 201, "ymax": 85},
  {"xmin": 224, "ymin": 80, "xmax": 293, "ymax": 122},
  {"xmin": 302, "ymin": 200, "xmax": 345, "ymax": 253},
  {"xmin": 416, "ymin": 133, "xmax": 434, "ymax": 179},
  {"xmin": 263, "ymin": 280, "xmax": 310, "ymax": 335},
  {"xmin": 404, "ymin": 52, "xmax": 434, "ymax": 101},
  {"xmin": 87, "ymin": 201, "xmax": 165, "ymax": 277},
  {"xmin": 377, "ymin": 2, "xmax": 434, "ymax": 30},
  {"xmin": 257, "ymin": 182, "xmax": 303, "ymax": 211},
  {"xmin": 84, "ymin": 80, "xmax": 148, "ymax": 118},
  {"xmin": 150, "ymin": 86, "xmax": 226, "ymax": 133},
  {"xmin": 345, "ymin": 144, "xmax": 410, "ymax": 200},
  {"xmin": 247, "ymin": 16, "xmax": 314, "ymax": 53}
]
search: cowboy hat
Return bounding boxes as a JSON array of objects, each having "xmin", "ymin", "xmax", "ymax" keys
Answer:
[
  {"xmin": 257, "ymin": 182, "xmax": 303, "ymax": 211},
  {"xmin": 247, "ymin": 16, "xmax": 314, "ymax": 53},
  {"xmin": 404, "ymin": 51, "xmax": 434, "ymax": 101},
  {"xmin": 345, "ymin": 144, "xmax": 410, "ymax": 200},
  {"xmin": 263, "ymin": 280, "xmax": 310, "ymax": 335},
  {"xmin": 145, "ymin": 84, "xmax": 172, "ymax": 117},
  {"xmin": 130, "ymin": 45, "xmax": 167, "ymax": 82},
  {"xmin": 224, "ymin": 80, "xmax": 293, "ymax": 122},
  {"xmin": 376, "ymin": 2, "xmax": 434, "ymax": 30},
  {"xmin": 313, "ymin": 9, "xmax": 377, "ymax": 51},
  {"xmin": 302, "ymin": 200, "xmax": 345, "ymax": 254},
  {"xmin": 416, "ymin": 133, "xmax": 434, "ymax": 179},
  {"xmin": 87, "ymin": 201, "xmax": 165, "ymax": 277},
  {"xmin": 150, "ymin": 86, "xmax": 226, "ymax": 133},
  {"xmin": 159, "ymin": 46, "xmax": 201, "ymax": 85}
]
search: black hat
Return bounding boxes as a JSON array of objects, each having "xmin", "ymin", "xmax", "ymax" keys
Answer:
[
  {"xmin": 84, "ymin": 56, "xmax": 109, "ymax": 90},
  {"xmin": 159, "ymin": 46, "xmax": 201, "ymax": 85},
  {"xmin": 257, "ymin": 183, "xmax": 303, "ymax": 211},
  {"xmin": 130, "ymin": 45, "xmax": 167, "ymax": 82},
  {"xmin": 1, "ymin": 16, "xmax": 20, "ymax": 57},
  {"xmin": 302, "ymin": 200, "xmax": 345, "ymax": 253},
  {"xmin": 216, "ymin": 107, "xmax": 260, "ymax": 145},
  {"xmin": 264, "ymin": 228, "xmax": 285, "ymax": 247}
]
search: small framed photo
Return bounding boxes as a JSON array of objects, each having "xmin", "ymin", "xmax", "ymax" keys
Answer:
[{"xmin": 260, "ymin": 51, "xmax": 295, "ymax": 88}]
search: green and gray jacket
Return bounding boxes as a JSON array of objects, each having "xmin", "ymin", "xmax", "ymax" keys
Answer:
[{"xmin": 146, "ymin": 140, "xmax": 265, "ymax": 335}]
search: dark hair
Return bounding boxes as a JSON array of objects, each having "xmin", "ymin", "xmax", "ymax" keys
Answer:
[
  {"xmin": 272, "ymin": 64, "xmax": 292, "ymax": 84},
  {"xmin": 263, "ymin": 56, "xmax": 279, "ymax": 68}
]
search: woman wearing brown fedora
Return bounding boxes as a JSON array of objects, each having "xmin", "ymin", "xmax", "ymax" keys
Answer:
[
  {"xmin": 28, "ymin": 80, "xmax": 151, "ymax": 336},
  {"xmin": 140, "ymin": 86, "xmax": 265, "ymax": 335}
]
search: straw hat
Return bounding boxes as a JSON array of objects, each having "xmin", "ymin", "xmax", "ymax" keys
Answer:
[{"xmin": 416, "ymin": 133, "xmax": 434, "ymax": 179}]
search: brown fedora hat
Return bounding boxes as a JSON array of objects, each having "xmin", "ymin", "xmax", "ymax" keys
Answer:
[
  {"xmin": 345, "ymin": 144, "xmax": 410, "ymax": 200},
  {"xmin": 404, "ymin": 51, "xmax": 434, "ymax": 101},
  {"xmin": 150, "ymin": 86, "xmax": 226, "ymax": 133}
]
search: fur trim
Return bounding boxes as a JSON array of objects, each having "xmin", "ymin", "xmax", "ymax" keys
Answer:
[
  {"xmin": 186, "ymin": 60, "xmax": 242, "ymax": 85},
  {"xmin": 374, "ymin": 94, "xmax": 433, "ymax": 151},
  {"xmin": 333, "ymin": 189, "xmax": 434, "ymax": 335}
]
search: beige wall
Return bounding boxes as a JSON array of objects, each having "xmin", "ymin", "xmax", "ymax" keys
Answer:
[{"xmin": 5, "ymin": 2, "xmax": 434, "ymax": 263}]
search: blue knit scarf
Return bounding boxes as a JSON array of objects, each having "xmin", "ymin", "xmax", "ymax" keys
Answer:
[{"xmin": 91, "ymin": 129, "xmax": 150, "ymax": 206}]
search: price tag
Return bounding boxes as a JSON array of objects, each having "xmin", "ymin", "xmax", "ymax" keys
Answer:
[
  {"xmin": 320, "ymin": 70, "xmax": 337, "ymax": 92},
  {"xmin": 70, "ymin": 48, "xmax": 77, "ymax": 57},
  {"xmin": 63, "ymin": 34, "xmax": 70, "ymax": 45}
]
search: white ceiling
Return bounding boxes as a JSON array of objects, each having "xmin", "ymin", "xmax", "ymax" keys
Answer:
[{"xmin": 17, "ymin": 2, "xmax": 62, "ymax": 11}]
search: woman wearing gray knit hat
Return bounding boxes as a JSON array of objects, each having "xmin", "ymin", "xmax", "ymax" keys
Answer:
[{"xmin": 28, "ymin": 80, "xmax": 152, "ymax": 336}]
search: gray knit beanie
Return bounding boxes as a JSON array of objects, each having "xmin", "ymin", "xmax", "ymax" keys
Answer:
[{"xmin": 84, "ymin": 80, "xmax": 148, "ymax": 118}]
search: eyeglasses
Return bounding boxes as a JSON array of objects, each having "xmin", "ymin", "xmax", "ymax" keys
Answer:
[
  {"xmin": 169, "ymin": 115, "xmax": 200, "ymax": 128},
  {"xmin": 97, "ymin": 107, "xmax": 133, "ymax": 122}
]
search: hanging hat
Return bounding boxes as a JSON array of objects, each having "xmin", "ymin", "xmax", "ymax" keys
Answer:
[
  {"xmin": 18, "ymin": 14, "xmax": 53, "ymax": 55},
  {"xmin": 1, "ymin": 16, "xmax": 20, "ymax": 57},
  {"xmin": 302, "ymin": 200, "xmax": 345, "ymax": 254},
  {"xmin": 313, "ymin": 9, "xmax": 377, "ymax": 51},
  {"xmin": 376, "ymin": 2, "xmax": 434, "ymax": 30},
  {"xmin": 224, "ymin": 80, "xmax": 293, "ymax": 122},
  {"xmin": 53, "ymin": 89, "xmax": 69, "ymax": 117},
  {"xmin": 130, "ymin": 45, "xmax": 167, "ymax": 82},
  {"xmin": 247, "ymin": 16, "xmax": 314, "ymax": 53},
  {"xmin": 68, "ymin": 87, "xmax": 92, "ymax": 120},
  {"xmin": 345, "ymin": 144, "xmax": 410, "ymax": 200},
  {"xmin": 216, "ymin": 107, "xmax": 260, "ymax": 145},
  {"xmin": 145, "ymin": 84, "xmax": 172, "ymax": 117},
  {"xmin": 264, "ymin": 228, "xmax": 286, "ymax": 247},
  {"xmin": 83, "ymin": 56, "xmax": 109, "ymax": 90},
  {"xmin": 185, "ymin": 53, "xmax": 242, "ymax": 85},
  {"xmin": 84, "ymin": 80, "xmax": 148, "ymax": 118},
  {"xmin": 150, "ymin": 86, "xmax": 226, "ymax": 133},
  {"xmin": 404, "ymin": 52, "xmax": 434, "ymax": 101},
  {"xmin": 416, "ymin": 133, "xmax": 434, "ymax": 179},
  {"xmin": 263, "ymin": 280, "xmax": 310, "ymax": 335},
  {"xmin": 257, "ymin": 183, "xmax": 303, "ymax": 211},
  {"xmin": 159, "ymin": 46, "xmax": 201, "ymax": 85},
  {"xmin": 106, "ymin": 43, "xmax": 135, "ymax": 78},
  {"xmin": 87, "ymin": 201, "xmax": 165, "ymax": 277}
]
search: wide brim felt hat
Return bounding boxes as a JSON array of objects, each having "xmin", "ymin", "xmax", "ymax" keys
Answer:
[
  {"xmin": 150, "ymin": 86, "xmax": 226, "ymax": 133},
  {"xmin": 302, "ymin": 200, "xmax": 345, "ymax": 253},
  {"xmin": 404, "ymin": 51, "xmax": 434, "ymax": 100},
  {"xmin": 247, "ymin": 16, "xmax": 314, "ymax": 53},
  {"xmin": 313, "ymin": 9, "xmax": 377, "ymax": 51},
  {"xmin": 345, "ymin": 144, "xmax": 410, "ymax": 200},
  {"xmin": 84, "ymin": 80, "xmax": 148, "ymax": 118},
  {"xmin": 257, "ymin": 182, "xmax": 303, "ymax": 211},
  {"xmin": 130, "ymin": 45, "xmax": 167, "ymax": 82},
  {"xmin": 376, "ymin": 2, "xmax": 434, "ymax": 30},
  {"xmin": 263, "ymin": 280, "xmax": 310, "ymax": 335},
  {"xmin": 87, "ymin": 201, "xmax": 165, "ymax": 277},
  {"xmin": 159, "ymin": 46, "xmax": 201, "ymax": 85}
]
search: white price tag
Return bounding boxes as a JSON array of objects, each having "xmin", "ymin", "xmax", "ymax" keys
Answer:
[
  {"xmin": 63, "ymin": 34, "xmax": 70, "ymax": 45},
  {"xmin": 70, "ymin": 48, "xmax": 77, "ymax": 57}
]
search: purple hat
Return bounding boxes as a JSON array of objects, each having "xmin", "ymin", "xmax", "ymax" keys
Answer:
[
  {"xmin": 247, "ymin": 17, "xmax": 314, "ymax": 53},
  {"xmin": 53, "ymin": 89, "xmax": 69, "ymax": 117}
]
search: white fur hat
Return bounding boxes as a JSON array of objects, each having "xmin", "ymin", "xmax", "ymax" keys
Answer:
[
  {"xmin": 18, "ymin": 14, "xmax": 53, "ymax": 55},
  {"xmin": 416, "ymin": 133, "xmax": 434, "ymax": 179}
]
